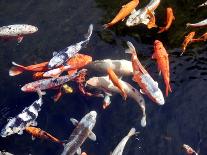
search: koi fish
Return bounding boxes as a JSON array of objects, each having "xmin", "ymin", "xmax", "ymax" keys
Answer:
[
  {"xmin": 158, "ymin": 7, "xmax": 175, "ymax": 33},
  {"xmin": 181, "ymin": 31, "xmax": 196, "ymax": 55},
  {"xmin": 182, "ymin": 144, "xmax": 198, "ymax": 155},
  {"xmin": 0, "ymin": 24, "xmax": 38, "ymax": 43},
  {"xmin": 125, "ymin": 41, "xmax": 165, "ymax": 105},
  {"xmin": 152, "ymin": 40, "xmax": 172, "ymax": 96},
  {"xmin": 44, "ymin": 54, "xmax": 92, "ymax": 78},
  {"xmin": 81, "ymin": 152, "xmax": 87, "ymax": 155},
  {"xmin": 86, "ymin": 59, "xmax": 133, "ymax": 76},
  {"xmin": 9, "ymin": 61, "xmax": 48, "ymax": 76},
  {"xmin": 126, "ymin": 0, "xmax": 160, "ymax": 27},
  {"xmin": 103, "ymin": 0, "xmax": 139, "ymax": 28},
  {"xmin": 107, "ymin": 68, "xmax": 127, "ymax": 100},
  {"xmin": 198, "ymin": 1, "xmax": 207, "ymax": 8},
  {"xmin": 147, "ymin": 9, "xmax": 157, "ymax": 29},
  {"xmin": 48, "ymin": 24, "xmax": 93, "ymax": 69},
  {"xmin": 21, "ymin": 69, "xmax": 87, "ymax": 92},
  {"xmin": 186, "ymin": 18, "xmax": 207, "ymax": 28},
  {"xmin": 0, "ymin": 151, "xmax": 14, "ymax": 155},
  {"xmin": 192, "ymin": 32, "xmax": 207, "ymax": 42},
  {"xmin": 111, "ymin": 128, "xmax": 138, "ymax": 155},
  {"xmin": 102, "ymin": 92, "xmax": 112, "ymax": 109},
  {"xmin": 25, "ymin": 126, "xmax": 62, "ymax": 144},
  {"xmin": 86, "ymin": 76, "xmax": 147, "ymax": 127},
  {"xmin": 61, "ymin": 111, "xmax": 97, "ymax": 155},
  {"xmin": 0, "ymin": 90, "xmax": 45, "ymax": 137}
]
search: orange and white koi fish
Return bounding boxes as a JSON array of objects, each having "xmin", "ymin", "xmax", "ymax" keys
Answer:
[
  {"xmin": 152, "ymin": 40, "xmax": 172, "ymax": 96},
  {"xmin": 86, "ymin": 59, "xmax": 133, "ymax": 76},
  {"xmin": 182, "ymin": 144, "xmax": 198, "ymax": 155},
  {"xmin": 9, "ymin": 61, "xmax": 48, "ymax": 76},
  {"xmin": 186, "ymin": 19, "xmax": 207, "ymax": 28},
  {"xmin": 103, "ymin": 0, "xmax": 139, "ymax": 28},
  {"xmin": 125, "ymin": 41, "xmax": 165, "ymax": 105},
  {"xmin": 181, "ymin": 31, "xmax": 196, "ymax": 55},
  {"xmin": 0, "ymin": 24, "xmax": 38, "ymax": 43},
  {"xmin": 192, "ymin": 32, "xmax": 207, "ymax": 42},
  {"xmin": 147, "ymin": 9, "xmax": 158, "ymax": 29},
  {"xmin": 86, "ymin": 76, "xmax": 147, "ymax": 127},
  {"xmin": 158, "ymin": 7, "xmax": 175, "ymax": 33},
  {"xmin": 25, "ymin": 126, "xmax": 63, "ymax": 144},
  {"xmin": 107, "ymin": 68, "xmax": 127, "ymax": 100}
]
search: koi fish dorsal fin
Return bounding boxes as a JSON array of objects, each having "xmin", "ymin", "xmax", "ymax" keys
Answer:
[{"xmin": 88, "ymin": 131, "xmax": 96, "ymax": 141}]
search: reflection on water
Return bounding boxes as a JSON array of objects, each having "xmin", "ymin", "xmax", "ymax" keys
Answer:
[{"xmin": 0, "ymin": 0, "xmax": 206, "ymax": 155}]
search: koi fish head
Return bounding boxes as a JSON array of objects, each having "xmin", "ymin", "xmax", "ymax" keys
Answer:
[
  {"xmin": 21, "ymin": 84, "xmax": 35, "ymax": 92},
  {"xmin": 26, "ymin": 25, "xmax": 38, "ymax": 34},
  {"xmin": 154, "ymin": 40, "xmax": 163, "ymax": 50},
  {"xmin": 81, "ymin": 111, "xmax": 97, "ymax": 130},
  {"xmin": 152, "ymin": 89, "xmax": 165, "ymax": 105}
]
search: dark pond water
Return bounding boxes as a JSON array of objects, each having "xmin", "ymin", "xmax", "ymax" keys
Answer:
[{"xmin": 0, "ymin": 0, "xmax": 207, "ymax": 155}]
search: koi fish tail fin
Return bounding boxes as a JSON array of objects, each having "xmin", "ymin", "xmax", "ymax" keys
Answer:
[
  {"xmin": 103, "ymin": 23, "xmax": 112, "ymax": 29},
  {"xmin": 125, "ymin": 41, "xmax": 136, "ymax": 54},
  {"xmin": 127, "ymin": 128, "xmax": 137, "ymax": 137},
  {"xmin": 165, "ymin": 84, "xmax": 172, "ymax": 97},
  {"xmin": 158, "ymin": 27, "xmax": 166, "ymax": 33},
  {"xmin": 9, "ymin": 62, "xmax": 26, "ymax": 76},
  {"xmin": 84, "ymin": 24, "xmax": 93, "ymax": 41}
]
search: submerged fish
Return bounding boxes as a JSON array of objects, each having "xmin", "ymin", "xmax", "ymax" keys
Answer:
[
  {"xmin": 126, "ymin": 41, "xmax": 165, "ymax": 105},
  {"xmin": 25, "ymin": 126, "xmax": 63, "ymax": 144},
  {"xmin": 9, "ymin": 61, "xmax": 48, "ymax": 76},
  {"xmin": 198, "ymin": 1, "xmax": 207, "ymax": 8},
  {"xmin": 111, "ymin": 128, "xmax": 138, "ymax": 155},
  {"xmin": 152, "ymin": 40, "xmax": 172, "ymax": 96},
  {"xmin": 107, "ymin": 68, "xmax": 127, "ymax": 100},
  {"xmin": 21, "ymin": 69, "xmax": 87, "ymax": 92},
  {"xmin": 0, "ymin": 90, "xmax": 45, "ymax": 137},
  {"xmin": 0, "ymin": 24, "xmax": 38, "ymax": 43},
  {"xmin": 48, "ymin": 24, "xmax": 93, "ymax": 69},
  {"xmin": 181, "ymin": 31, "xmax": 196, "ymax": 55},
  {"xmin": 126, "ymin": 0, "xmax": 160, "ymax": 27},
  {"xmin": 102, "ymin": 92, "xmax": 112, "ymax": 109},
  {"xmin": 86, "ymin": 76, "xmax": 147, "ymax": 127},
  {"xmin": 192, "ymin": 32, "xmax": 207, "ymax": 42},
  {"xmin": 186, "ymin": 18, "xmax": 207, "ymax": 28},
  {"xmin": 86, "ymin": 59, "xmax": 133, "ymax": 76},
  {"xmin": 103, "ymin": 0, "xmax": 139, "ymax": 28},
  {"xmin": 146, "ymin": 9, "xmax": 158, "ymax": 29},
  {"xmin": 158, "ymin": 7, "xmax": 175, "ymax": 33},
  {"xmin": 182, "ymin": 144, "xmax": 198, "ymax": 155},
  {"xmin": 61, "ymin": 111, "xmax": 97, "ymax": 155}
]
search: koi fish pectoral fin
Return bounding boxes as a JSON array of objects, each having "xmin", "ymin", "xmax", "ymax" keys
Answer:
[
  {"xmin": 140, "ymin": 89, "xmax": 145, "ymax": 94},
  {"xmin": 53, "ymin": 51, "xmax": 58, "ymax": 56},
  {"xmin": 88, "ymin": 131, "xmax": 96, "ymax": 141},
  {"xmin": 77, "ymin": 147, "xmax": 82, "ymax": 155},
  {"xmin": 70, "ymin": 118, "xmax": 79, "ymax": 126},
  {"xmin": 17, "ymin": 36, "xmax": 24, "ymax": 43}
]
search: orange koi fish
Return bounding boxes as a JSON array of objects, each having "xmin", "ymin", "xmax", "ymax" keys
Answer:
[
  {"xmin": 125, "ymin": 41, "xmax": 164, "ymax": 105},
  {"xmin": 147, "ymin": 9, "xmax": 158, "ymax": 29},
  {"xmin": 181, "ymin": 31, "xmax": 196, "ymax": 55},
  {"xmin": 158, "ymin": 7, "xmax": 175, "ymax": 33},
  {"xmin": 192, "ymin": 32, "xmax": 207, "ymax": 42},
  {"xmin": 107, "ymin": 68, "xmax": 127, "ymax": 100},
  {"xmin": 152, "ymin": 40, "xmax": 172, "ymax": 96},
  {"xmin": 103, "ymin": 0, "xmax": 139, "ymax": 28},
  {"xmin": 25, "ymin": 126, "xmax": 63, "ymax": 144},
  {"xmin": 182, "ymin": 144, "xmax": 198, "ymax": 155},
  {"xmin": 9, "ymin": 61, "xmax": 48, "ymax": 76}
]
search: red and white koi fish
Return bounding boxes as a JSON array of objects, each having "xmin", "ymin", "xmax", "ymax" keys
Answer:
[
  {"xmin": 103, "ymin": 0, "xmax": 139, "ymax": 28},
  {"xmin": 152, "ymin": 40, "xmax": 172, "ymax": 96},
  {"xmin": 86, "ymin": 59, "xmax": 133, "ymax": 76},
  {"xmin": 86, "ymin": 76, "xmax": 147, "ymax": 127},
  {"xmin": 186, "ymin": 18, "xmax": 207, "ymax": 28},
  {"xmin": 25, "ymin": 126, "xmax": 63, "ymax": 144},
  {"xmin": 182, "ymin": 144, "xmax": 198, "ymax": 155},
  {"xmin": 21, "ymin": 69, "xmax": 87, "ymax": 92},
  {"xmin": 107, "ymin": 67, "xmax": 127, "ymax": 100},
  {"xmin": 9, "ymin": 61, "xmax": 48, "ymax": 76},
  {"xmin": 0, "ymin": 24, "xmax": 38, "ymax": 43},
  {"xmin": 61, "ymin": 111, "xmax": 97, "ymax": 155},
  {"xmin": 126, "ymin": 41, "xmax": 165, "ymax": 105},
  {"xmin": 158, "ymin": 7, "xmax": 175, "ymax": 33},
  {"xmin": 181, "ymin": 31, "xmax": 196, "ymax": 55},
  {"xmin": 111, "ymin": 128, "xmax": 138, "ymax": 155}
]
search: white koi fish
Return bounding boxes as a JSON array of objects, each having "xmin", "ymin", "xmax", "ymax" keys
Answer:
[
  {"xmin": 126, "ymin": 0, "xmax": 160, "ymax": 27},
  {"xmin": 61, "ymin": 111, "xmax": 97, "ymax": 155},
  {"xmin": 86, "ymin": 76, "xmax": 147, "ymax": 127},
  {"xmin": 48, "ymin": 24, "xmax": 93, "ymax": 69},
  {"xmin": 0, "ymin": 24, "xmax": 38, "ymax": 43},
  {"xmin": 0, "ymin": 90, "xmax": 45, "ymax": 137},
  {"xmin": 111, "ymin": 128, "xmax": 138, "ymax": 155}
]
